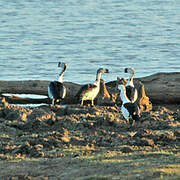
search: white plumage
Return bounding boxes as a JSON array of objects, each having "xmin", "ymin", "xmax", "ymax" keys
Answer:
[
  {"xmin": 124, "ymin": 68, "xmax": 138, "ymax": 103},
  {"xmin": 48, "ymin": 62, "xmax": 67, "ymax": 106},
  {"xmin": 76, "ymin": 68, "xmax": 109, "ymax": 106},
  {"xmin": 118, "ymin": 84, "xmax": 140, "ymax": 125}
]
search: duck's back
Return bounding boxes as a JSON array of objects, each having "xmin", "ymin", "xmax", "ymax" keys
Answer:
[
  {"xmin": 126, "ymin": 85, "xmax": 137, "ymax": 102},
  {"xmin": 76, "ymin": 83, "xmax": 98, "ymax": 100},
  {"xmin": 48, "ymin": 81, "xmax": 65, "ymax": 99}
]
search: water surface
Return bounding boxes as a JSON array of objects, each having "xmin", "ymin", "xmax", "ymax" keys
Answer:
[{"xmin": 1, "ymin": 0, "xmax": 180, "ymax": 84}]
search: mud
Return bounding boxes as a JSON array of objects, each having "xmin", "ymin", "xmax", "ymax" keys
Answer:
[{"xmin": 0, "ymin": 97, "xmax": 179, "ymax": 160}]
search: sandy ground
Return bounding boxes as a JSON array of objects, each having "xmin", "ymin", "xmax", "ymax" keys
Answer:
[{"xmin": 0, "ymin": 102, "xmax": 179, "ymax": 179}]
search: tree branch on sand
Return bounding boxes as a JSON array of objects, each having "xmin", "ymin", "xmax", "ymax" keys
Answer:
[{"xmin": 0, "ymin": 72, "xmax": 180, "ymax": 110}]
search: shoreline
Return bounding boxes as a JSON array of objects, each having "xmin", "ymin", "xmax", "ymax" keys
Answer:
[
  {"xmin": 0, "ymin": 101, "xmax": 180, "ymax": 178},
  {"xmin": 0, "ymin": 102, "xmax": 179, "ymax": 156}
]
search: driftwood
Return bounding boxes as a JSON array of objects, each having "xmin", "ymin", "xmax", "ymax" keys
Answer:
[
  {"xmin": 0, "ymin": 79, "xmax": 151, "ymax": 113},
  {"xmin": 105, "ymin": 78, "xmax": 152, "ymax": 112},
  {"xmin": 136, "ymin": 72, "xmax": 180, "ymax": 104},
  {"xmin": 0, "ymin": 95, "xmax": 50, "ymax": 105},
  {"xmin": 106, "ymin": 72, "xmax": 180, "ymax": 104},
  {"xmin": 0, "ymin": 81, "xmax": 81, "ymax": 105},
  {"xmin": 0, "ymin": 72, "xmax": 180, "ymax": 106}
]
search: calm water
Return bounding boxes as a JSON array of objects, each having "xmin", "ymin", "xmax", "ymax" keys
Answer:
[{"xmin": 1, "ymin": 0, "xmax": 180, "ymax": 84}]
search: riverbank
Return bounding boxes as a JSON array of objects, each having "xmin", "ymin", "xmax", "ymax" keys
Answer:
[{"xmin": 0, "ymin": 100, "xmax": 179, "ymax": 179}]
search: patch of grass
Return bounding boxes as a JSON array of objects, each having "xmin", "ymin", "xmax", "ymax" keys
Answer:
[
  {"xmin": 152, "ymin": 164, "xmax": 180, "ymax": 179},
  {"xmin": 0, "ymin": 148, "xmax": 180, "ymax": 179}
]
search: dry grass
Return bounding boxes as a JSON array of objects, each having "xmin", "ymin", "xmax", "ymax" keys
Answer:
[{"xmin": 0, "ymin": 148, "xmax": 179, "ymax": 179}]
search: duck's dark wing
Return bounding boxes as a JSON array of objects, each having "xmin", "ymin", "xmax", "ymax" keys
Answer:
[
  {"xmin": 124, "ymin": 103, "xmax": 140, "ymax": 121},
  {"xmin": 126, "ymin": 86, "xmax": 137, "ymax": 102},
  {"xmin": 48, "ymin": 81, "xmax": 65, "ymax": 99},
  {"xmin": 76, "ymin": 83, "xmax": 97, "ymax": 98}
]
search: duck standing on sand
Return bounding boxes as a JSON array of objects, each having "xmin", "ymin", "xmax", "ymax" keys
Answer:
[
  {"xmin": 76, "ymin": 68, "xmax": 109, "ymax": 106},
  {"xmin": 48, "ymin": 62, "xmax": 67, "ymax": 106},
  {"xmin": 118, "ymin": 84, "xmax": 140, "ymax": 125},
  {"xmin": 124, "ymin": 68, "xmax": 138, "ymax": 103}
]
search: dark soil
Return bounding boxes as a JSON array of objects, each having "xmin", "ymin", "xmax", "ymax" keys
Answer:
[
  {"xmin": 0, "ymin": 101, "xmax": 179, "ymax": 179},
  {"xmin": 0, "ymin": 102, "xmax": 179, "ymax": 159}
]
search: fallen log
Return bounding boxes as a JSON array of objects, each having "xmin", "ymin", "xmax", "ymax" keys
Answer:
[
  {"xmin": 105, "ymin": 72, "xmax": 180, "ymax": 104},
  {"xmin": 0, "ymin": 81, "xmax": 81, "ymax": 105},
  {"xmin": 0, "ymin": 95, "xmax": 50, "ymax": 105},
  {"xmin": 136, "ymin": 72, "xmax": 180, "ymax": 104},
  {"xmin": 0, "ymin": 78, "xmax": 151, "ymax": 113},
  {"xmin": 0, "ymin": 80, "xmax": 81, "ymax": 96},
  {"xmin": 0, "ymin": 72, "xmax": 180, "ymax": 105}
]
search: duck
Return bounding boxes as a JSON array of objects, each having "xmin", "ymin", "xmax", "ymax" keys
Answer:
[
  {"xmin": 124, "ymin": 67, "xmax": 138, "ymax": 103},
  {"xmin": 76, "ymin": 68, "xmax": 109, "ymax": 106},
  {"xmin": 48, "ymin": 62, "xmax": 67, "ymax": 106},
  {"xmin": 118, "ymin": 84, "xmax": 140, "ymax": 125}
]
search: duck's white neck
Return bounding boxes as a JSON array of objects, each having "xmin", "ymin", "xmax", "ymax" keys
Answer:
[
  {"xmin": 126, "ymin": 72, "xmax": 134, "ymax": 87},
  {"xmin": 119, "ymin": 85, "xmax": 130, "ymax": 104},
  {"xmin": 57, "ymin": 69, "xmax": 65, "ymax": 82},
  {"xmin": 95, "ymin": 72, "xmax": 102, "ymax": 86}
]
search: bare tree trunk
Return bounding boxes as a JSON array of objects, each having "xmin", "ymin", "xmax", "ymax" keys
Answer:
[
  {"xmin": 136, "ymin": 72, "xmax": 180, "ymax": 104},
  {"xmin": 0, "ymin": 72, "xmax": 180, "ymax": 105},
  {"xmin": 0, "ymin": 80, "xmax": 81, "ymax": 96}
]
